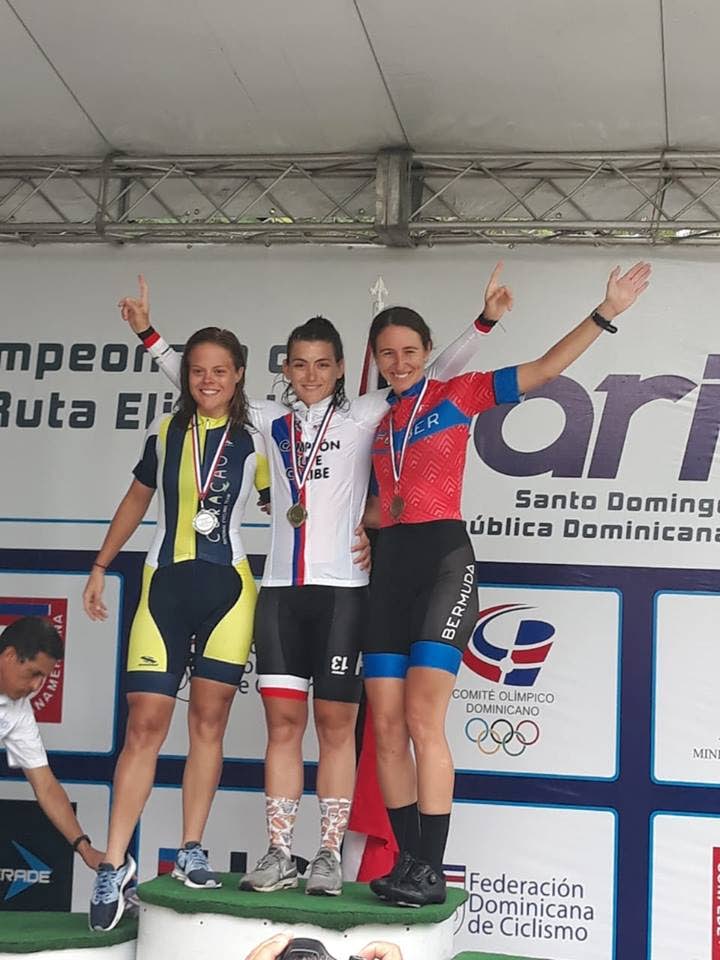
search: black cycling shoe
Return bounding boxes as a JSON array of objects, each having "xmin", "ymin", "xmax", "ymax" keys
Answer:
[
  {"xmin": 386, "ymin": 857, "xmax": 447, "ymax": 907},
  {"xmin": 369, "ymin": 851, "xmax": 414, "ymax": 900}
]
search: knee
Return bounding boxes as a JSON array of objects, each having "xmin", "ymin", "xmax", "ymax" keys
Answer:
[
  {"xmin": 315, "ymin": 712, "xmax": 355, "ymax": 753},
  {"xmin": 266, "ymin": 705, "xmax": 306, "ymax": 747},
  {"xmin": 188, "ymin": 705, "xmax": 228, "ymax": 745},
  {"xmin": 406, "ymin": 704, "xmax": 440, "ymax": 749},
  {"xmin": 372, "ymin": 709, "xmax": 409, "ymax": 758},
  {"xmin": 124, "ymin": 711, "xmax": 168, "ymax": 753}
]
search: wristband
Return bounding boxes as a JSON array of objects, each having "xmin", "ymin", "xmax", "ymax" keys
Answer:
[
  {"xmin": 93, "ymin": 562, "xmax": 107, "ymax": 571},
  {"xmin": 475, "ymin": 311, "xmax": 497, "ymax": 333},
  {"xmin": 72, "ymin": 834, "xmax": 91, "ymax": 852},
  {"xmin": 137, "ymin": 325, "xmax": 156, "ymax": 342},
  {"xmin": 591, "ymin": 310, "xmax": 618, "ymax": 334}
]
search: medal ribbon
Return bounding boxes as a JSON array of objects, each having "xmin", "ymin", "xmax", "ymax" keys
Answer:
[
  {"xmin": 289, "ymin": 401, "xmax": 335, "ymax": 497},
  {"xmin": 389, "ymin": 379, "xmax": 429, "ymax": 490},
  {"xmin": 191, "ymin": 414, "xmax": 232, "ymax": 506}
]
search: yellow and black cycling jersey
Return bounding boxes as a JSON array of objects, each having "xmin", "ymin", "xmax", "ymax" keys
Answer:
[{"xmin": 133, "ymin": 412, "xmax": 270, "ymax": 569}]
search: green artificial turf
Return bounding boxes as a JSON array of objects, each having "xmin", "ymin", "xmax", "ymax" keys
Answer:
[
  {"xmin": 0, "ymin": 913, "xmax": 137, "ymax": 953},
  {"xmin": 137, "ymin": 874, "xmax": 467, "ymax": 930}
]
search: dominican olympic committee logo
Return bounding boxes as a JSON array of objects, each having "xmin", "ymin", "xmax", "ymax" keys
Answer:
[{"xmin": 463, "ymin": 603, "xmax": 556, "ymax": 686}]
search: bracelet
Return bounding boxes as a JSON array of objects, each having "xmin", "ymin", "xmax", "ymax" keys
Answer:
[
  {"xmin": 475, "ymin": 311, "xmax": 497, "ymax": 333},
  {"xmin": 72, "ymin": 834, "xmax": 91, "ymax": 852},
  {"xmin": 93, "ymin": 562, "xmax": 107, "ymax": 571},
  {"xmin": 591, "ymin": 310, "xmax": 618, "ymax": 334}
]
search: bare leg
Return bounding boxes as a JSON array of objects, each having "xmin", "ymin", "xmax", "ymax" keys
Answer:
[
  {"xmin": 181, "ymin": 677, "xmax": 235, "ymax": 844},
  {"xmin": 105, "ymin": 692, "xmax": 174, "ymax": 866}
]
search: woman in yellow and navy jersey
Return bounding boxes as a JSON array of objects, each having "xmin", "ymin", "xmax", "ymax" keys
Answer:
[{"xmin": 82, "ymin": 327, "xmax": 270, "ymax": 932}]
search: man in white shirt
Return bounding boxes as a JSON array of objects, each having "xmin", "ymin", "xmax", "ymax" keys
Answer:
[{"xmin": 0, "ymin": 617, "xmax": 103, "ymax": 872}]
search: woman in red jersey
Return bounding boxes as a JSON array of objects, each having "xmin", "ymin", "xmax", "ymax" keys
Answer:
[{"xmin": 363, "ymin": 262, "xmax": 651, "ymax": 906}]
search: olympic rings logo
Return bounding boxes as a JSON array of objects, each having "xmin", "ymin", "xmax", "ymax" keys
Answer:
[{"xmin": 464, "ymin": 718, "xmax": 540, "ymax": 757}]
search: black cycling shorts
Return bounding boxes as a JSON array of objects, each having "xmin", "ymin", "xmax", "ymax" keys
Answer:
[
  {"xmin": 363, "ymin": 520, "xmax": 478, "ymax": 678},
  {"xmin": 255, "ymin": 585, "xmax": 366, "ymax": 704}
]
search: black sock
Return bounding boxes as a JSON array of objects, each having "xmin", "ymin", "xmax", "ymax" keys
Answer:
[
  {"xmin": 387, "ymin": 803, "xmax": 420, "ymax": 859},
  {"xmin": 419, "ymin": 811, "xmax": 450, "ymax": 876}
]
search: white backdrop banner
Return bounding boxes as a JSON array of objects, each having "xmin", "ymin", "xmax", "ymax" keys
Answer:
[{"xmin": 1, "ymin": 244, "xmax": 718, "ymax": 959}]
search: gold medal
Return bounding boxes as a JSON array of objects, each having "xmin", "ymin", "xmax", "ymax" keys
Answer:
[
  {"xmin": 287, "ymin": 503, "xmax": 308, "ymax": 528},
  {"xmin": 389, "ymin": 495, "xmax": 405, "ymax": 520}
]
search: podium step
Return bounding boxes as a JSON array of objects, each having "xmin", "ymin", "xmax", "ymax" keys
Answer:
[
  {"xmin": 0, "ymin": 914, "xmax": 137, "ymax": 959},
  {"xmin": 136, "ymin": 874, "xmax": 467, "ymax": 960}
]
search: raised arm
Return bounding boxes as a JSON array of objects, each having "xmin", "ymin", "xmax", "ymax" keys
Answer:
[
  {"xmin": 516, "ymin": 262, "xmax": 651, "ymax": 395},
  {"xmin": 427, "ymin": 261, "xmax": 513, "ymax": 379},
  {"xmin": 121, "ymin": 275, "xmax": 182, "ymax": 388},
  {"xmin": 83, "ymin": 479, "xmax": 155, "ymax": 621}
]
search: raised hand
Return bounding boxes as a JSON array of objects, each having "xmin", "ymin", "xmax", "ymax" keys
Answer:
[
  {"xmin": 483, "ymin": 261, "xmax": 514, "ymax": 322},
  {"xmin": 600, "ymin": 262, "xmax": 652, "ymax": 319},
  {"xmin": 118, "ymin": 274, "xmax": 150, "ymax": 334}
]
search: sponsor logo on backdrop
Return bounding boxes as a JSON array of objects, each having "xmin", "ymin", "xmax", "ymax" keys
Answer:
[
  {"xmin": 467, "ymin": 357, "xmax": 720, "ymax": 552},
  {"xmin": 0, "ymin": 799, "xmax": 73, "ymax": 911},
  {"xmin": 455, "ymin": 605, "xmax": 556, "ymax": 761},
  {"xmin": 465, "ymin": 718, "xmax": 541, "ymax": 758},
  {"xmin": 230, "ymin": 851, "xmax": 248, "ymax": 874},
  {"xmin": 1, "ymin": 843, "xmax": 52, "ymax": 902},
  {"xmin": 0, "ymin": 598, "xmax": 67, "ymax": 723},
  {"xmin": 463, "ymin": 604, "xmax": 555, "ymax": 686},
  {"xmin": 459, "ymin": 868, "xmax": 596, "ymax": 945}
]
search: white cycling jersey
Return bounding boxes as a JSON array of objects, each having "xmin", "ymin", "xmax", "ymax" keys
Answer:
[{"xmin": 140, "ymin": 319, "xmax": 488, "ymax": 587}]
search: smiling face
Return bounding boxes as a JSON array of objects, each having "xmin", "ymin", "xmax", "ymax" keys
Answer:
[
  {"xmin": 0, "ymin": 647, "xmax": 56, "ymax": 701},
  {"xmin": 373, "ymin": 325, "xmax": 432, "ymax": 395},
  {"xmin": 187, "ymin": 342, "xmax": 243, "ymax": 419},
  {"xmin": 283, "ymin": 339, "xmax": 344, "ymax": 407}
]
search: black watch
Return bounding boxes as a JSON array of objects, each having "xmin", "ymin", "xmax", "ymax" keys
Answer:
[{"xmin": 591, "ymin": 310, "xmax": 618, "ymax": 334}]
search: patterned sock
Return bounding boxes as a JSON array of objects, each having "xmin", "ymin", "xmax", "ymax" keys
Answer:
[
  {"xmin": 266, "ymin": 796, "xmax": 300, "ymax": 855},
  {"xmin": 318, "ymin": 797, "xmax": 352, "ymax": 861}
]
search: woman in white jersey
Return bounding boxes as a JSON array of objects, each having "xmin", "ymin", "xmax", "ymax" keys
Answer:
[{"xmin": 119, "ymin": 269, "xmax": 508, "ymax": 894}]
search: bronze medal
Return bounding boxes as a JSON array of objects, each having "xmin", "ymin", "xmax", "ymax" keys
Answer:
[
  {"xmin": 390, "ymin": 495, "xmax": 405, "ymax": 520},
  {"xmin": 287, "ymin": 502, "xmax": 308, "ymax": 528}
]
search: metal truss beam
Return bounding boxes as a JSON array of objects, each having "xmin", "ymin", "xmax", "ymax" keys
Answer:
[{"xmin": 5, "ymin": 151, "xmax": 720, "ymax": 245}]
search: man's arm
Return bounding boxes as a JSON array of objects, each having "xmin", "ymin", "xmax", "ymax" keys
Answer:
[{"xmin": 23, "ymin": 765, "xmax": 104, "ymax": 870}]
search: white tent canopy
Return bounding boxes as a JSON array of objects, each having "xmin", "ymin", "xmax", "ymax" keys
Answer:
[{"xmin": 2, "ymin": 0, "xmax": 720, "ymax": 244}]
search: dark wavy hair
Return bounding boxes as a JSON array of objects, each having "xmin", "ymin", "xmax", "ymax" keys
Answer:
[
  {"xmin": 368, "ymin": 306, "xmax": 433, "ymax": 353},
  {"xmin": 282, "ymin": 316, "xmax": 347, "ymax": 408},
  {"xmin": 0, "ymin": 617, "xmax": 63, "ymax": 661},
  {"xmin": 174, "ymin": 327, "xmax": 249, "ymax": 430}
]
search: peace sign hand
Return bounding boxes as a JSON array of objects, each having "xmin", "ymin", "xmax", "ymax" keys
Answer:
[
  {"xmin": 483, "ymin": 261, "xmax": 514, "ymax": 323},
  {"xmin": 118, "ymin": 274, "xmax": 150, "ymax": 334}
]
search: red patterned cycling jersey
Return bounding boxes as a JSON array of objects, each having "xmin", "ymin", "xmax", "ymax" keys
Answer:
[{"xmin": 372, "ymin": 367, "xmax": 520, "ymax": 527}]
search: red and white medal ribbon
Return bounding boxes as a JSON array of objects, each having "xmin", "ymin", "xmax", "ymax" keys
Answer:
[
  {"xmin": 289, "ymin": 401, "xmax": 335, "ymax": 499},
  {"xmin": 191, "ymin": 414, "xmax": 232, "ymax": 517},
  {"xmin": 389, "ymin": 378, "xmax": 428, "ymax": 501}
]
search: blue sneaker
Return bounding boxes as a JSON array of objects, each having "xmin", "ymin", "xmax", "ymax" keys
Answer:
[
  {"xmin": 89, "ymin": 855, "xmax": 137, "ymax": 932},
  {"xmin": 171, "ymin": 842, "xmax": 222, "ymax": 889}
]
